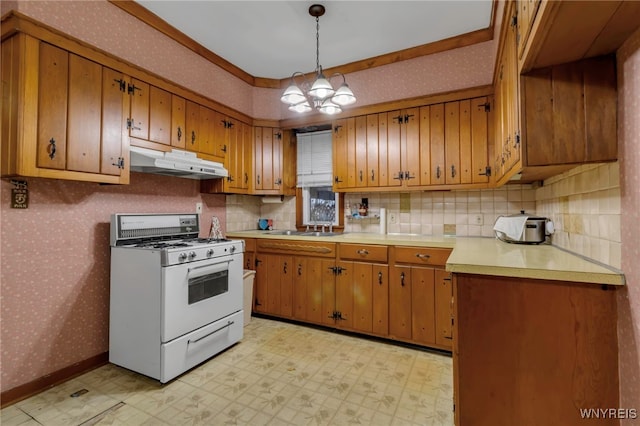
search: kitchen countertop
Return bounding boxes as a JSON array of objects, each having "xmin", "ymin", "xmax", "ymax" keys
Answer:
[{"xmin": 227, "ymin": 230, "xmax": 625, "ymax": 286}]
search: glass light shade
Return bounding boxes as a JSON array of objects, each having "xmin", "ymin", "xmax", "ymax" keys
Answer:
[
  {"xmin": 308, "ymin": 76, "xmax": 335, "ymax": 100},
  {"xmin": 331, "ymin": 83, "xmax": 356, "ymax": 106},
  {"xmin": 289, "ymin": 101, "xmax": 312, "ymax": 113},
  {"xmin": 280, "ymin": 84, "xmax": 306, "ymax": 105},
  {"xmin": 318, "ymin": 99, "xmax": 342, "ymax": 115}
]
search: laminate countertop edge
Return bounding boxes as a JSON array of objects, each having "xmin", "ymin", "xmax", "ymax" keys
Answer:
[{"xmin": 226, "ymin": 231, "xmax": 625, "ymax": 286}]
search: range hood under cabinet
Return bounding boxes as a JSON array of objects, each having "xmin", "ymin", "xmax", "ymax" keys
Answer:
[{"xmin": 129, "ymin": 147, "xmax": 228, "ymax": 180}]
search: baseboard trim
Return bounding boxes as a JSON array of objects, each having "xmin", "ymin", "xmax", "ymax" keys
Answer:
[{"xmin": 0, "ymin": 352, "xmax": 109, "ymax": 408}]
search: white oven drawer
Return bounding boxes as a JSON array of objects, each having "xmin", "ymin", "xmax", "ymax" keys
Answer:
[{"xmin": 160, "ymin": 310, "xmax": 243, "ymax": 383}]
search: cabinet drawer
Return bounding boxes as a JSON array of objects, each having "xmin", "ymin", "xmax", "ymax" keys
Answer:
[
  {"xmin": 256, "ymin": 239, "xmax": 336, "ymax": 258},
  {"xmin": 339, "ymin": 243, "xmax": 388, "ymax": 262},
  {"xmin": 393, "ymin": 246, "xmax": 451, "ymax": 266}
]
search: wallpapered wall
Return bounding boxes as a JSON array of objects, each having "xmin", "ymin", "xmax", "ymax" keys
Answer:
[
  {"xmin": 0, "ymin": 174, "xmax": 225, "ymax": 391},
  {"xmin": 616, "ymin": 27, "xmax": 640, "ymax": 420},
  {"xmin": 0, "ymin": 0, "xmax": 500, "ymax": 394}
]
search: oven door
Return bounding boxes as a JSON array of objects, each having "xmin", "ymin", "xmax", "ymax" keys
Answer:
[{"xmin": 162, "ymin": 251, "xmax": 243, "ymax": 342}]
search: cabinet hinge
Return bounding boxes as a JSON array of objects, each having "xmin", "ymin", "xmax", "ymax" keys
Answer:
[
  {"xmin": 334, "ymin": 125, "xmax": 342, "ymax": 133},
  {"xmin": 479, "ymin": 102, "xmax": 491, "ymax": 112},
  {"xmin": 127, "ymin": 83, "xmax": 141, "ymax": 95},
  {"xmin": 478, "ymin": 166, "xmax": 492, "ymax": 177},
  {"xmin": 112, "ymin": 157, "xmax": 125, "ymax": 169},
  {"xmin": 275, "ymin": 132, "xmax": 282, "ymax": 140},
  {"xmin": 511, "ymin": 14, "xmax": 517, "ymax": 28},
  {"xmin": 113, "ymin": 79, "xmax": 126, "ymax": 92}
]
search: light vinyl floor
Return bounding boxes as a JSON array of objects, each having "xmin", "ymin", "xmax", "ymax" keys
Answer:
[{"xmin": 1, "ymin": 317, "xmax": 453, "ymax": 425}]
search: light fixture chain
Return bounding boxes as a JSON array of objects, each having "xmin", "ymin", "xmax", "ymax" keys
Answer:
[{"xmin": 316, "ymin": 16, "xmax": 320, "ymax": 73}]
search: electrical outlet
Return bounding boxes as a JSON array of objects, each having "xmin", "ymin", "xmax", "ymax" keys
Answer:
[
  {"xmin": 196, "ymin": 202, "xmax": 203, "ymax": 214},
  {"xmin": 473, "ymin": 214, "xmax": 483, "ymax": 225},
  {"xmin": 389, "ymin": 213, "xmax": 397, "ymax": 224}
]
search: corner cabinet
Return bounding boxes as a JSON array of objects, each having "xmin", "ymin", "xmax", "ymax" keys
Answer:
[
  {"xmin": 1, "ymin": 34, "xmax": 129, "ymax": 184},
  {"xmin": 252, "ymin": 127, "xmax": 296, "ymax": 196},
  {"xmin": 493, "ymin": 1, "xmax": 619, "ymax": 185},
  {"xmin": 332, "ymin": 90, "xmax": 492, "ymax": 193}
]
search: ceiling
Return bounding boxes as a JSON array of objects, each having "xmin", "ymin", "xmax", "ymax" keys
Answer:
[{"xmin": 134, "ymin": 1, "xmax": 494, "ymax": 80}]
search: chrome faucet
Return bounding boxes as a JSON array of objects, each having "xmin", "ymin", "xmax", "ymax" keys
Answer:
[
  {"xmin": 321, "ymin": 224, "xmax": 326, "ymax": 233},
  {"xmin": 313, "ymin": 222, "xmax": 318, "ymax": 231},
  {"xmin": 329, "ymin": 223, "xmax": 333, "ymax": 233}
]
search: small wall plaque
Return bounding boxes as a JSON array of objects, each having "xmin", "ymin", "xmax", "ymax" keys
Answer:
[{"xmin": 10, "ymin": 180, "xmax": 28, "ymax": 209}]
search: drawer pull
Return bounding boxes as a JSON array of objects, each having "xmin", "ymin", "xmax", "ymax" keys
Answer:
[
  {"xmin": 378, "ymin": 271, "xmax": 383, "ymax": 285},
  {"xmin": 357, "ymin": 249, "xmax": 369, "ymax": 255},
  {"xmin": 416, "ymin": 253, "xmax": 431, "ymax": 260},
  {"xmin": 188, "ymin": 320, "xmax": 234, "ymax": 344},
  {"xmin": 400, "ymin": 272, "xmax": 405, "ymax": 286}
]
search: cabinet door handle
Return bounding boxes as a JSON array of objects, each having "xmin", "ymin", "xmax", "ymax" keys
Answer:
[
  {"xmin": 191, "ymin": 130, "xmax": 196, "ymax": 144},
  {"xmin": 221, "ymin": 144, "xmax": 227, "ymax": 153},
  {"xmin": 451, "ymin": 165, "xmax": 456, "ymax": 178},
  {"xmin": 297, "ymin": 264, "xmax": 302, "ymax": 276},
  {"xmin": 48, "ymin": 138, "xmax": 56, "ymax": 159},
  {"xmin": 416, "ymin": 253, "xmax": 431, "ymax": 260},
  {"xmin": 257, "ymin": 175, "xmax": 261, "ymax": 185},
  {"xmin": 359, "ymin": 170, "xmax": 363, "ymax": 182},
  {"xmin": 244, "ymin": 173, "xmax": 249, "ymax": 185},
  {"xmin": 371, "ymin": 169, "xmax": 375, "ymax": 181},
  {"xmin": 393, "ymin": 171, "xmax": 404, "ymax": 180},
  {"xmin": 436, "ymin": 166, "xmax": 441, "ymax": 179},
  {"xmin": 400, "ymin": 272, "xmax": 405, "ymax": 286},
  {"xmin": 283, "ymin": 262, "xmax": 287, "ymax": 274},
  {"xmin": 378, "ymin": 271, "xmax": 383, "ymax": 285},
  {"xmin": 334, "ymin": 176, "xmax": 343, "ymax": 184},
  {"xmin": 356, "ymin": 249, "xmax": 369, "ymax": 256},
  {"xmin": 177, "ymin": 126, "xmax": 182, "ymax": 141}
]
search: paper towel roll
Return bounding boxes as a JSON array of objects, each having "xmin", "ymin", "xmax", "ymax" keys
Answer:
[{"xmin": 379, "ymin": 208, "xmax": 387, "ymax": 234}]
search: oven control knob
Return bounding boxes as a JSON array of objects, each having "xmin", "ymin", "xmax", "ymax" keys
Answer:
[
  {"xmin": 230, "ymin": 245, "xmax": 236, "ymax": 253},
  {"xmin": 206, "ymin": 249, "xmax": 214, "ymax": 257},
  {"xmin": 178, "ymin": 252, "xmax": 187, "ymax": 262},
  {"xmin": 188, "ymin": 251, "xmax": 197, "ymax": 260}
]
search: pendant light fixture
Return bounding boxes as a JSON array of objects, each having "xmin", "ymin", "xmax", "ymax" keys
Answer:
[{"xmin": 280, "ymin": 4, "xmax": 356, "ymax": 115}]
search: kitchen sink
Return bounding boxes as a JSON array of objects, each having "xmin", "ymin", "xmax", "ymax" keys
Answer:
[
  {"xmin": 298, "ymin": 231, "xmax": 340, "ymax": 237},
  {"xmin": 266, "ymin": 230, "xmax": 304, "ymax": 235}
]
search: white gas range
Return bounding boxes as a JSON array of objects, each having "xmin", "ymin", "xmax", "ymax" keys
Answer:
[{"xmin": 109, "ymin": 213, "xmax": 244, "ymax": 383}]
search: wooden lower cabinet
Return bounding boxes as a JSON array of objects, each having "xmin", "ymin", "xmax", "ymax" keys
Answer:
[
  {"xmin": 336, "ymin": 261, "xmax": 388, "ymax": 335},
  {"xmin": 253, "ymin": 239, "xmax": 451, "ymax": 352},
  {"xmin": 453, "ymin": 274, "xmax": 618, "ymax": 426}
]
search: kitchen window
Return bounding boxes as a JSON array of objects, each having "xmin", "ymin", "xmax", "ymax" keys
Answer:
[{"xmin": 296, "ymin": 130, "xmax": 339, "ymax": 226}]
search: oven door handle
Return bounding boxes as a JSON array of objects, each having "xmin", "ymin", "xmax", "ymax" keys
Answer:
[{"xmin": 187, "ymin": 259, "xmax": 233, "ymax": 279}]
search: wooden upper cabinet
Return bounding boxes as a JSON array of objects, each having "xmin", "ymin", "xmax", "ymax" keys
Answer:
[
  {"xmin": 253, "ymin": 126, "xmax": 290, "ymax": 195},
  {"xmin": 429, "ymin": 103, "xmax": 446, "ymax": 185},
  {"xmin": 522, "ymin": 55, "xmax": 617, "ymax": 167},
  {"xmin": 4, "ymin": 36, "xmax": 128, "ymax": 184}
]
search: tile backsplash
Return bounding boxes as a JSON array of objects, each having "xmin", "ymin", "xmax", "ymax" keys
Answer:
[
  {"xmin": 536, "ymin": 162, "xmax": 621, "ymax": 269},
  {"xmin": 345, "ymin": 186, "xmax": 536, "ymax": 237},
  {"xmin": 225, "ymin": 163, "xmax": 621, "ymax": 269}
]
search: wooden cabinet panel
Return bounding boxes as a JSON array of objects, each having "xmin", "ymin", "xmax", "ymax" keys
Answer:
[
  {"xmin": 336, "ymin": 261, "xmax": 355, "ymax": 329},
  {"xmin": 455, "ymin": 274, "xmax": 618, "ymax": 426},
  {"xmin": 37, "ymin": 43, "xmax": 68, "ymax": 170},
  {"xmin": 170, "ymin": 95, "xmax": 186, "ymax": 148},
  {"xmin": 198, "ymin": 106, "xmax": 215, "ymax": 156},
  {"xmin": 410, "ymin": 267, "xmax": 436, "ymax": 345},
  {"xmin": 254, "ymin": 252, "xmax": 268, "ymax": 313},
  {"xmin": 522, "ymin": 56, "xmax": 617, "ymax": 167},
  {"xmin": 389, "ymin": 265, "xmax": 412, "ymax": 340},
  {"xmin": 346, "ymin": 117, "xmax": 357, "ymax": 188},
  {"xmin": 444, "ymin": 101, "xmax": 461, "ymax": 185},
  {"xmin": 332, "ymin": 119, "xmax": 348, "ymax": 190},
  {"xmin": 67, "ymin": 53, "xmax": 102, "ymax": 174},
  {"xmin": 148, "ymin": 85, "xmax": 171, "ymax": 145},
  {"xmin": 372, "ymin": 264, "xmax": 389, "ymax": 336},
  {"xmin": 366, "ymin": 114, "xmax": 379, "ymax": 187},
  {"xmin": 417, "ymin": 106, "xmax": 431, "ymax": 185},
  {"xmin": 101, "ymin": 67, "xmax": 128, "ymax": 176},
  {"xmin": 385, "ymin": 112, "xmax": 403, "ymax": 186},
  {"xmin": 338, "ymin": 243, "xmax": 388, "ymax": 263},
  {"xmin": 293, "ymin": 257, "xmax": 332, "ymax": 324},
  {"xmin": 253, "ymin": 127, "xmax": 287, "ymax": 194},
  {"xmin": 355, "ymin": 116, "xmax": 367, "ymax": 188},
  {"xmin": 185, "ymin": 100, "xmax": 200, "ymax": 152},
  {"xmin": 429, "ymin": 103, "xmax": 446, "ymax": 185},
  {"xmin": 471, "ymin": 97, "xmax": 490, "ymax": 184},
  {"xmin": 280, "ymin": 256, "xmax": 294, "ymax": 317},
  {"xmin": 242, "ymin": 123, "xmax": 253, "ymax": 190},
  {"xmin": 129, "ymin": 78, "xmax": 149, "ymax": 141},
  {"xmin": 434, "ymin": 269, "xmax": 453, "ymax": 349},
  {"xmin": 377, "ymin": 113, "xmax": 389, "ymax": 187}
]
